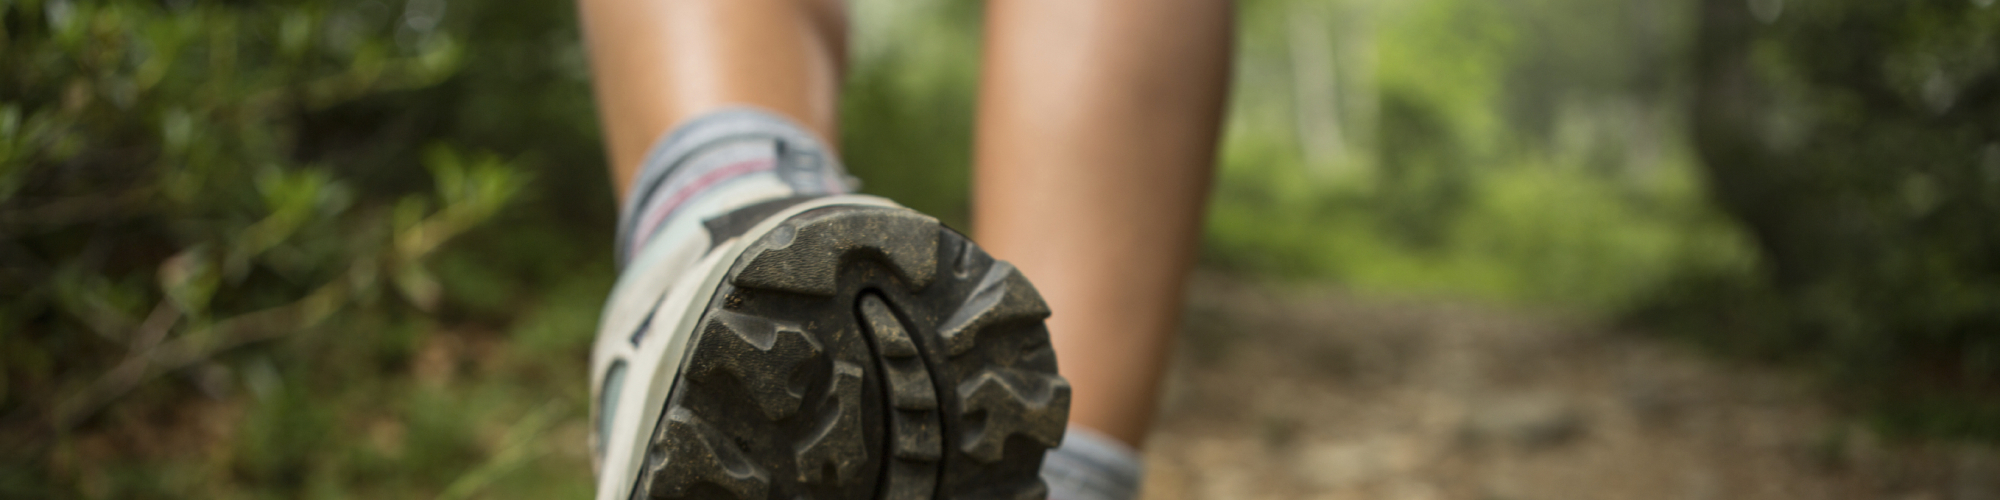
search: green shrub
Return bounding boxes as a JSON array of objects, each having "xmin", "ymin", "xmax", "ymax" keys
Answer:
[
  {"xmin": 0, "ymin": 0, "xmax": 603, "ymax": 496},
  {"xmin": 1679, "ymin": 0, "xmax": 2000, "ymax": 440}
]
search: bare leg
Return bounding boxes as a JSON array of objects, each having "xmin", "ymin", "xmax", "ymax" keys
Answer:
[
  {"xmin": 581, "ymin": 1, "xmax": 1178, "ymax": 498},
  {"xmin": 578, "ymin": 0, "xmax": 847, "ymax": 200},
  {"xmin": 583, "ymin": 0, "xmax": 1232, "ymax": 454},
  {"xmin": 974, "ymin": 0, "xmax": 1235, "ymax": 447}
]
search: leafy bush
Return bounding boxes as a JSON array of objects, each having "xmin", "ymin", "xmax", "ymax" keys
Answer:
[
  {"xmin": 1669, "ymin": 0, "xmax": 2000, "ymax": 439},
  {"xmin": 1206, "ymin": 0, "xmax": 1754, "ymax": 310},
  {"xmin": 1, "ymin": 0, "xmax": 607, "ymax": 496}
]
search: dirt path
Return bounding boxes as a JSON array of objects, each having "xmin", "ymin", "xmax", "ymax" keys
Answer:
[{"xmin": 1138, "ymin": 273, "xmax": 2000, "ymax": 500}]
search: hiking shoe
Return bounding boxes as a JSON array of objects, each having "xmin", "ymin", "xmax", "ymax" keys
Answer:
[{"xmin": 589, "ymin": 195, "xmax": 1072, "ymax": 500}]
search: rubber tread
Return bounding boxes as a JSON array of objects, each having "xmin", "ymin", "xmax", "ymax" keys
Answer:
[{"xmin": 633, "ymin": 205, "xmax": 1068, "ymax": 500}]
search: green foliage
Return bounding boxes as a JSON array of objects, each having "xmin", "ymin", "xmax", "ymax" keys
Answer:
[
  {"xmin": 1, "ymin": 0, "xmax": 607, "ymax": 496},
  {"xmin": 1672, "ymin": 0, "xmax": 2000, "ymax": 440},
  {"xmin": 1208, "ymin": 0, "xmax": 1754, "ymax": 311},
  {"xmin": 840, "ymin": 0, "xmax": 1755, "ymax": 312},
  {"xmin": 841, "ymin": 0, "xmax": 987, "ymax": 230}
]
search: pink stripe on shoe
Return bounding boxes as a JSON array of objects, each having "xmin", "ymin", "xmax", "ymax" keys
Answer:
[{"xmin": 627, "ymin": 158, "xmax": 778, "ymax": 257}]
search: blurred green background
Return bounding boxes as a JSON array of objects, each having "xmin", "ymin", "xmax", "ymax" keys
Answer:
[{"xmin": 2, "ymin": 0, "xmax": 1996, "ymax": 497}]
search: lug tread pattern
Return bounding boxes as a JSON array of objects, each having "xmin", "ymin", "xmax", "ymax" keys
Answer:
[
  {"xmin": 730, "ymin": 210, "xmax": 940, "ymax": 296},
  {"xmin": 955, "ymin": 368, "xmax": 1071, "ymax": 463},
  {"xmin": 861, "ymin": 293, "xmax": 945, "ymax": 500},
  {"xmin": 793, "ymin": 361, "xmax": 869, "ymax": 485},
  {"xmin": 644, "ymin": 408, "xmax": 770, "ymax": 500},
  {"xmin": 634, "ymin": 205, "xmax": 1066, "ymax": 500},
  {"xmin": 974, "ymin": 480, "xmax": 1050, "ymax": 500},
  {"xmin": 936, "ymin": 262, "xmax": 1050, "ymax": 356},
  {"xmin": 931, "ymin": 235, "xmax": 1069, "ymax": 499},
  {"xmin": 688, "ymin": 311, "xmax": 825, "ymax": 420}
]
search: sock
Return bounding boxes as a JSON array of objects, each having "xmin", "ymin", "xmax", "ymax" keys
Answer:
[
  {"xmin": 615, "ymin": 107, "xmax": 854, "ymax": 268},
  {"xmin": 1043, "ymin": 426, "xmax": 1146, "ymax": 500}
]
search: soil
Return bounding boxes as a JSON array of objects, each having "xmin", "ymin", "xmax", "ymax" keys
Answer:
[
  {"xmin": 1138, "ymin": 272, "xmax": 2000, "ymax": 500},
  {"xmin": 33, "ymin": 272, "xmax": 2000, "ymax": 499}
]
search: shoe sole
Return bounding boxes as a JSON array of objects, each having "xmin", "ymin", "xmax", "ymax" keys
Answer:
[{"xmin": 630, "ymin": 204, "xmax": 1070, "ymax": 500}]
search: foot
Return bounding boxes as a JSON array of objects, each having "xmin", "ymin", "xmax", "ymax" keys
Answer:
[{"xmin": 590, "ymin": 196, "xmax": 1070, "ymax": 500}]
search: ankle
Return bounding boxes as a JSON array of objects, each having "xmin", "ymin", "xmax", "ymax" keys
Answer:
[{"xmin": 615, "ymin": 107, "xmax": 855, "ymax": 268}]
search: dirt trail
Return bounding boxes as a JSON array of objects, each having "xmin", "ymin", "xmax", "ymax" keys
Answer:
[{"xmin": 1138, "ymin": 273, "xmax": 2000, "ymax": 500}]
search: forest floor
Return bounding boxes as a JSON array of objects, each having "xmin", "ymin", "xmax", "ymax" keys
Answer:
[
  {"xmin": 1137, "ymin": 272, "xmax": 2000, "ymax": 500},
  {"xmin": 39, "ymin": 271, "xmax": 2000, "ymax": 499}
]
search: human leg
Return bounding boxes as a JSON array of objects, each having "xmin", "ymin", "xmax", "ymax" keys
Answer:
[
  {"xmin": 974, "ymin": 0, "xmax": 1235, "ymax": 449},
  {"xmin": 577, "ymin": 2, "xmax": 1073, "ymax": 499},
  {"xmin": 578, "ymin": 0, "xmax": 847, "ymax": 197}
]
